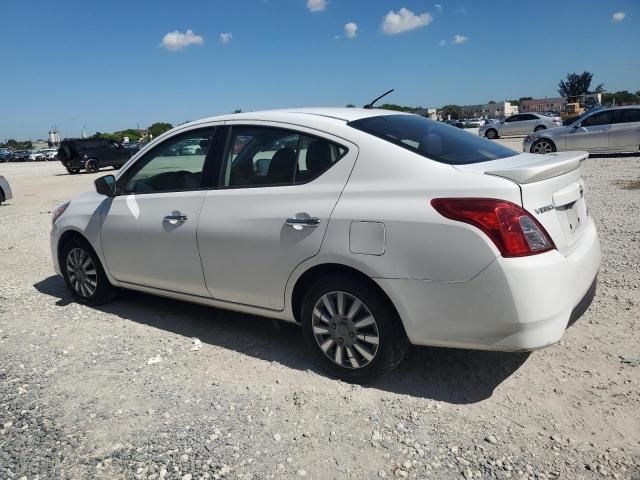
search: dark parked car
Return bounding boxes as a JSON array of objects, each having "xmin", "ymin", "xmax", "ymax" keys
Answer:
[
  {"xmin": 57, "ymin": 138, "xmax": 134, "ymax": 174},
  {"xmin": 0, "ymin": 149, "xmax": 12, "ymax": 162},
  {"xmin": 10, "ymin": 150, "xmax": 30, "ymax": 162}
]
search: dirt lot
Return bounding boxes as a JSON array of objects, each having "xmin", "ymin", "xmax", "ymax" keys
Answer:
[{"xmin": 1, "ymin": 143, "xmax": 639, "ymax": 479}]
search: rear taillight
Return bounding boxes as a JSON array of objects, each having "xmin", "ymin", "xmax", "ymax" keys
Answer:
[{"xmin": 431, "ymin": 198, "xmax": 555, "ymax": 257}]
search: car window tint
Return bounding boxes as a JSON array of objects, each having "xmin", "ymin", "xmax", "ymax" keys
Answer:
[
  {"xmin": 618, "ymin": 109, "xmax": 640, "ymax": 124},
  {"xmin": 349, "ymin": 114, "xmax": 517, "ymax": 165},
  {"xmin": 582, "ymin": 111, "xmax": 616, "ymax": 127},
  {"xmin": 120, "ymin": 128, "xmax": 214, "ymax": 194}
]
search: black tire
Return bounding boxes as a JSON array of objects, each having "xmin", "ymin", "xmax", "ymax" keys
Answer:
[
  {"xmin": 60, "ymin": 236, "xmax": 116, "ymax": 306},
  {"xmin": 301, "ymin": 274, "xmax": 409, "ymax": 384},
  {"xmin": 66, "ymin": 167, "xmax": 80, "ymax": 175},
  {"xmin": 58, "ymin": 146, "xmax": 71, "ymax": 161},
  {"xmin": 85, "ymin": 159, "xmax": 99, "ymax": 173},
  {"xmin": 534, "ymin": 125, "xmax": 547, "ymax": 132},
  {"xmin": 0, "ymin": 189, "xmax": 5, "ymax": 206},
  {"xmin": 485, "ymin": 128, "xmax": 498, "ymax": 139},
  {"xmin": 531, "ymin": 138, "xmax": 557, "ymax": 154}
]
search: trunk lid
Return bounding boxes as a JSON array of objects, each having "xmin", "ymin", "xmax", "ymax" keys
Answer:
[{"xmin": 455, "ymin": 151, "xmax": 590, "ymax": 256}]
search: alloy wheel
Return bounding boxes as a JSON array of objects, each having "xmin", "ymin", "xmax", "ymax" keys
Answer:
[
  {"xmin": 486, "ymin": 129, "xmax": 497, "ymax": 139},
  {"xmin": 311, "ymin": 291, "xmax": 380, "ymax": 369},
  {"xmin": 66, "ymin": 247, "xmax": 98, "ymax": 297},
  {"xmin": 532, "ymin": 140, "xmax": 554, "ymax": 154}
]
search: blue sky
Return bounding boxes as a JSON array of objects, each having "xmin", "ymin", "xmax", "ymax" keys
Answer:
[{"xmin": 1, "ymin": 0, "xmax": 638, "ymax": 140}]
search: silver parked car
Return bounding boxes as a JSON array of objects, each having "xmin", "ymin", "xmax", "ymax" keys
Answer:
[
  {"xmin": 0, "ymin": 175, "xmax": 13, "ymax": 205},
  {"xmin": 523, "ymin": 106, "xmax": 640, "ymax": 154},
  {"xmin": 479, "ymin": 113, "xmax": 562, "ymax": 139}
]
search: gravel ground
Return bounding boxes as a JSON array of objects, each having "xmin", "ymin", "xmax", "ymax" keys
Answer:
[{"xmin": 1, "ymin": 145, "xmax": 639, "ymax": 479}]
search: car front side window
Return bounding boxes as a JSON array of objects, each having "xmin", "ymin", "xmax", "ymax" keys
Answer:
[
  {"xmin": 118, "ymin": 128, "xmax": 215, "ymax": 194},
  {"xmin": 582, "ymin": 111, "xmax": 615, "ymax": 127}
]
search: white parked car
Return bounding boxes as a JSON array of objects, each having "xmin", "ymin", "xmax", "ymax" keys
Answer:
[
  {"xmin": 50, "ymin": 108, "xmax": 601, "ymax": 382},
  {"xmin": 0, "ymin": 175, "xmax": 12, "ymax": 205},
  {"xmin": 466, "ymin": 118, "xmax": 485, "ymax": 128},
  {"xmin": 479, "ymin": 113, "xmax": 562, "ymax": 138}
]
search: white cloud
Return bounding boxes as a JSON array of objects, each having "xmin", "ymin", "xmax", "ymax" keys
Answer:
[
  {"xmin": 219, "ymin": 32, "xmax": 232, "ymax": 44},
  {"xmin": 161, "ymin": 29, "xmax": 204, "ymax": 51},
  {"xmin": 439, "ymin": 39, "xmax": 446, "ymax": 46},
  {"xmin": 381, "ymin": 8, "xmax": 433, "ymax": 35},
  {"xmin": 612, "ymin": 11, "xmax": 625, "ymax": 22},
  {"xmin": 435, "ymin": 4, "xmax": 442, "ymax": 13},
  {"xmin": 344, "ymin": 22, "xmax": 358, "ymax": 39},
  {"xmin": 453, "ymin": 34, "xmax": 468, "ymax": 44},
  {"xmin": 307, "ymin": 0, "xmax": 326, "ymax": 12}
]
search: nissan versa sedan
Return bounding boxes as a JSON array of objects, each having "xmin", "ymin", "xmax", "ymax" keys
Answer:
[
  {"xmin": 479, "ymin": 113, "xmax": 562, "ymax": 139},
  {"xmin": 50, "ymin": 108, "xmax": 601, "ymax": 382},
  {"xmin": 524, "ymin": 106, "xmax": 640, "ymax": 154}
]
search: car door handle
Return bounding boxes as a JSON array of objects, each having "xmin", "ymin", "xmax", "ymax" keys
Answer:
[
  {"xmin": 286, "ymin": 216, "xmax": 321, "ymax": 228},
  {"xmin": 163, "ymin": 214, "xmax": 188, "ymax": 225}
]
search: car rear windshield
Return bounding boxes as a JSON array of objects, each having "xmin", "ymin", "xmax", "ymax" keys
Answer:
[{"xmin": 349, "ymin": 114, "xmax": 518, "ymax": 165}]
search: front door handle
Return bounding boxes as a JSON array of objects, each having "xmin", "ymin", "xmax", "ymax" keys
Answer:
[
  {"xmin": 163, "ymin": 214, "xmax": 188, "ymax": 225},
  {"xmin": 286, "ymin": 216, "xmax": 321, "ymax": 229}
]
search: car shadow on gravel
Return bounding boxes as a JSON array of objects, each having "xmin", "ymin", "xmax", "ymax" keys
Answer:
[{"xmin": 35, "ymin": 275, "xmax": 529, "ymax": 404}]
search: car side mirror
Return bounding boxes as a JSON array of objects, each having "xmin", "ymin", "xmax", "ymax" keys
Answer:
[{"xmin": 95, "ymin": 174, "xmax": 117, "ymax": 197}]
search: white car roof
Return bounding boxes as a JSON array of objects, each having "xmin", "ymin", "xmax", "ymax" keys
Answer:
[{"xmin": 188, "ymin": 107, "xmax": 409, "ymax": 127}]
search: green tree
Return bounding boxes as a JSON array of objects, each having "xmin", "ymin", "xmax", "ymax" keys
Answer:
[
  {"xmin": 148, "ymin": 122, "xmax": 173, "ymax": 138},
  {"xmin": 440, "ymin": 104, "xmax": 462, "ymax": 120},
  {"xmin": 345, "ymin": 104, "xmax": 356, "ymax": 108},
  {"xmin": 233, "ymin": 109, "xmax": 242, "ymax": 114},
  {"xmin": 558, "ymin": 72, "xmax": 604, "ymax": 102}
]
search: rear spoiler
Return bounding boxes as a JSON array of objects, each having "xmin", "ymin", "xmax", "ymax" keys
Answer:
[{"xmin": 455, "ymin": 151, "xmax": 589, "ymax": 184}]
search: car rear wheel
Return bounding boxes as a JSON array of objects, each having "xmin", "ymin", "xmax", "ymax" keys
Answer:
[
  {"xmin": 534, "ymin": 125, "xmax": 547, "ymax": 132},
  {"xmin": 0, "ymin": 189, "xmax": 5, "ymax": 206},
  {"xmin": 531, "ymin": 138, "xmax": 556, "ymax": 154},
  {"xmin": 66, "ymin": 167, "xmax": 80, "ymax": 174},
  {"xmin": 85, "ymin": 159, "xmax": 99, "ymax": 173},
  {"xmin": 60, "ymin": 237, "xmax": 116, "ymax": 306},
  {"xmin": 485, "ymin": 128, "xmax": 498, "ymax": 139},
  {"xmin": 301, "ymin": 274, "xmax": 409, "ymax": 383}
]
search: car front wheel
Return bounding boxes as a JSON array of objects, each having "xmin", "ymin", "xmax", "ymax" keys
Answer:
[
  {"xmin": 60, "ymin": 237, "xmax": 116, "ymax": 306},
  {"xmin": 531, "ymin": 138, "xmax": 557, "ymax": 154},
  {"xmin": 485, "ymin": 128, "xmax": 498, "ymax": 139},
  {"xmin": 301, "ymin": 274, "xmax": 409, "ymax": 383}
]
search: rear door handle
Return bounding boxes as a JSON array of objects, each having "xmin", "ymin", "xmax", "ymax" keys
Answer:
[
  {"xmin": 286, "ymin": 216, "xmax": 321, "ymax": 229},
  {"xmin": 163, "ymin": 214, "xmax": 188, "ymax": 225}
]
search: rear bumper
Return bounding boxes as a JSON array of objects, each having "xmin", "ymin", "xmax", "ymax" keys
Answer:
[{"xmin": 376, "ymin": 218, "xmax": 601, "ymax": 351}]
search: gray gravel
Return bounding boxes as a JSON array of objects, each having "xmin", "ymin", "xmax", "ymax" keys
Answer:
[{"xmin": 0, "ymin": 151, "xmax": 639, "ymax": 479}]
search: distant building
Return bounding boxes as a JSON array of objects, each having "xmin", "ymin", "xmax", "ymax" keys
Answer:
[
  {"xmin": 411, "ymin": 108, "xmax": 437, "ymax": 119},
  {"xmin": 460, "ymin": 101, "xmax": 518, "ymax": 119},
  {"xmin": 520, "ymin": 97, "xmax": 567, "ymax": 113}
]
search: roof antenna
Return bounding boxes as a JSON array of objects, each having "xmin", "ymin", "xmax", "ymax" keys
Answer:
[{"xmin": 363, "ymin": 89, "xmax": 394, "ymax": 109}]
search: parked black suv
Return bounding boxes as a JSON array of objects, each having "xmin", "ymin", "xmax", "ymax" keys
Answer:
[{"xmin": 57, "ymin": 138, "xmax": 133, "ymax": 174}]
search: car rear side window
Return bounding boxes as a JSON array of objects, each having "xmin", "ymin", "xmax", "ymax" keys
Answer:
[
  {"xmin": 222, "ymin": 126, "xmax": 346, "ymax": 187},
  {"xmin": 618, "ymin": 109, "xmax": 640, "ymax": 124},
  {"xmin": 349, "ymin": 114, "xmax": 517, "ymax": 165}
]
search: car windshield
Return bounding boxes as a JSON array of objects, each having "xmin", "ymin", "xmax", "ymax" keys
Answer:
[{"xmin": 349, "ymin": 114, "xmax": 518, "ymax": 165}]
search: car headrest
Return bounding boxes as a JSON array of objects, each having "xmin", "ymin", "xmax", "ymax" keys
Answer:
[
  {"xmin": 306, "ymin": 140, "xmax": 333, "ymax": 173},
  {"xmin": 267, "ymin": 147, "xmax": 297, "ymax": 182}
]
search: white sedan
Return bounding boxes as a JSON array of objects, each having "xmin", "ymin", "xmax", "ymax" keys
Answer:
[{"xmin": 50, "ymin": 108, "xmax": 601, "ymax": 382}]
